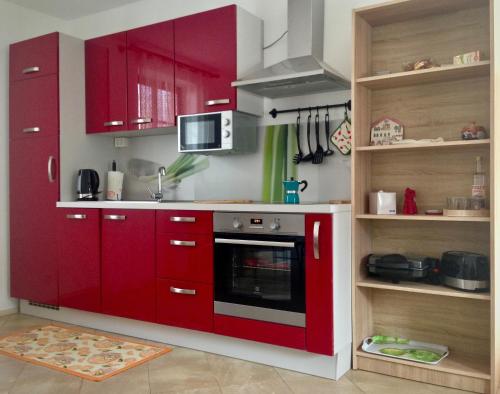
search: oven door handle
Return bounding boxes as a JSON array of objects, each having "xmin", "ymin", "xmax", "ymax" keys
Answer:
[{"xmin": 214, "ymin": 238, "xmax": 296, "ymax": 248}]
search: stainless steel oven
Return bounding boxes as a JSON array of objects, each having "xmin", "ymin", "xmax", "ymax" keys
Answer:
[{"xmin": 214, "ymin": 212, "xmax": 305, "ymax": 327}]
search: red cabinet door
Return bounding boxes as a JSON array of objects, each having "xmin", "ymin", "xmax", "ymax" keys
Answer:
[
  {"xmin": 58, "ymin": 209, "xmax": 101, "ymax": 313},
  {"xmin": 157, "ymin": 233, "xmax": 213, "ymax": 283},
  {"xmin": 127, "ymin": 21, "xmax": 175, "ymax": 130},
  {"xmin": 10, "ymin": 32, "xmax": 58, "ymax": 81},
  {"xmin": 157, "ymin": 278, "xmax": 213, "ymax": 332},
  {"xmin": 10, "ymin": 136, "xmax": 59, "ymax": 305},
  {"xmin": 156, "ymin": 210, "xmax": 213, "ymax": 234},
  {"xmin": 174, "ymin": 5, "xmax": 237, "ymax": 115},
  {"xmin": 85, "ymin": 32, "xmax": 128, "ymax": 133},
  {"xmin": 101, "ymin": 210, "xmax": 156, "ymax": 322},
  {"xmin": 10, "ymin": 75, "xmax": 59, "ymax": 140},
  {"xmin": 305, "ymin": 214, "xmax": 334, "ymax": 356}
]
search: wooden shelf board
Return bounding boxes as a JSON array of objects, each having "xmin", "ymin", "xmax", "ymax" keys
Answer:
[
  {"xmin": 356, "ymin": 61, "xmax": 490, "ymax": 89},
  {"xmin": 357, "ymin": 278, "xmax": 491, "ymax": 301},
  {"xmin": 356, "ymin": 139, "xmax": 490, "ymax": 152},
  {"xmin": 355, "ymin": 350, "xmax": 491, "ymax": 381},
  {"xmin": 355, "ymin": 0, "xmax": 489, "ymax": 26},
  {"xmin": 355, "ymin": 214, "xmax": 490, "ymax": 222}
]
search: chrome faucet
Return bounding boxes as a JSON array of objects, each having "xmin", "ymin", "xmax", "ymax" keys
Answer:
[{"xmin": 154, "ymin": 166, "xmax": 167, "ymax": 201}]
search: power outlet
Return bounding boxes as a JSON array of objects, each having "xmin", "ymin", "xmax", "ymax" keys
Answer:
[{"xmin": 114, "ymin": 137, "xmax": 129, "ymax": 148}]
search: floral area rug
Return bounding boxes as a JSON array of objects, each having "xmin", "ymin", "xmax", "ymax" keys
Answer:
[{"xmin": 0, "ymin": 324, "xmax": 171, "ymax": 381}]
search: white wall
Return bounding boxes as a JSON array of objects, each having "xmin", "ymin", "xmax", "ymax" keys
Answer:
[{"xmin": 0, "ymin": 0, "xmax": 65, "ymax": 312}]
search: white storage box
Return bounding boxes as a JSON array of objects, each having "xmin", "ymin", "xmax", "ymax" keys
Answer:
[{"xmin": 369, "ymin": 191, "xmax": 397, "ymax": 215}]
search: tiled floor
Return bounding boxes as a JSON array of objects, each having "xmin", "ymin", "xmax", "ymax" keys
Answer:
[{"xmin": 0, "ymin": 314, "xmax": 472, "ymax": 394}]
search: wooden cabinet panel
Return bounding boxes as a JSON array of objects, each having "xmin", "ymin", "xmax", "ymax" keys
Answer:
[
  {"xmin": 101, "ymin": 210, "xmax": 156, "ymax": 322},
  {"xmin": 305, "ymin": 214, "xmax": 334, "ymax": 356},
  {"xmin": 85, "ymin": 32, "xmax": 128, "ymax": 133},
  {"xmin": 174, "ymin": 5, "xmax": 237, "ymax": 115},
  {"xmin": 58, "ymin": 209, "xmax": 101, "ymax": 313}
]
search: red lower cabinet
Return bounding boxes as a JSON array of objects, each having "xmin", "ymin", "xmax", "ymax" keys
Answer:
[
  {"xmin": 305, "ymin": 214, "xmax": 334, "ymax": 356},
  {"xmin": 101, "ymin": 210, "xmax": 156, "ymax": 322},
  {"xmin": 10, "ymin": 136, "xmax": 59, "ymax": 305},
  {"xmin": 58, "ymin": 209, "xmax": 101, "ymax": 313},
  {"xmin": 157, "ymin": 233, "xmax": 213, "ymax": 283},
  {"xmin": 214, "ymin": 315, "xmax": 306, "ymax": 351},
  {"xmin": 157, "ymin": 279, "xmax": 213, "ymax": 332}
]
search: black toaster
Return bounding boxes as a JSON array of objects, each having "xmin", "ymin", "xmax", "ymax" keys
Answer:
[
  {"xmin": 367, "ymin": 254, "xmax": 440, "ymax": 284},
  {"xmin": 440, "ymin": 251, "xmax": 489, "ymax": 292}
]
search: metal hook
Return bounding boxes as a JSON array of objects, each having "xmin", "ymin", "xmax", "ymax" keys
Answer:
[{"xmin": 316, "ymin": 106, "xmax": 320, "ymax": 115}]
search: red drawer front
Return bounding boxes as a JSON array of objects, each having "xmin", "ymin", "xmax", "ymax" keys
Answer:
[
  {"xmin": 214, "ymin": 315, "xmax": 306, "ymax": 351},
  {"xmin": 157, "ymin": 233, "xmax": 213, "ymax": 283},
  {"xmin": 10, "ymin": 32, "xmax": 58, "ymax": 81},
  {"xmin": 157, "ymin": 279, "xmax": 213, "ymax": 332},
  {"xmin": 10, "ymin": 75, "xmax": 59, "ymax": 140},
  {"xmin": 157, "ymin": 210, "xmax": 212, "ymax": 235}
]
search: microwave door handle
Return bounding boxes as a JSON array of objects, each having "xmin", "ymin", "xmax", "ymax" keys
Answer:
[{"xmin": 214, "ymin": 238, "xmax": 295, "ymax": 248}]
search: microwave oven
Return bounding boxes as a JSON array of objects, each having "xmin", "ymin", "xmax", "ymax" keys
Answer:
[{"xmin": 178, "ymin": 111, "xmax": 257, "ymax": 154}]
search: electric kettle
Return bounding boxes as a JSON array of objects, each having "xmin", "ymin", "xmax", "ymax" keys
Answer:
[{"xmin": 283, "ymin": 178, "xmax": 308, "ymax": 204}]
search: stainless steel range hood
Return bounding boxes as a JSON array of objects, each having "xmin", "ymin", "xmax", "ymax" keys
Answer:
[{"xmin": 232, "ymin": 0, "xmax": 350, "ymax": 98}]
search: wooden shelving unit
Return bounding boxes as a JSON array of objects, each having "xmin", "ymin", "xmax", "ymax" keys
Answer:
[{"xmin": 351, "ymin": 1, "xmax": 497, "ymax": 393}]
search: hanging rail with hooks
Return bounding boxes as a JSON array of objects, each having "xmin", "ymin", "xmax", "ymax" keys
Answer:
[{"xmin": 268, "ymin": 100, "xmax": 351, "ymax": 119}]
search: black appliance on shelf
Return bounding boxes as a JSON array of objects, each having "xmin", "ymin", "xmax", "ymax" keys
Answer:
[
  {"xmin": 440, "ymin": 251, "xmax": 489, "ymax": 292},
  {"xmin": 76, "ymin": 169, "xmax": 100, "ymax": 201},
  {"xmin": 213, "ymin": 212, "xmax": 305, "ymax": 327},
  {"xmin": 366, "ymin": 254, "xmax": 440, "ymax": 284}
]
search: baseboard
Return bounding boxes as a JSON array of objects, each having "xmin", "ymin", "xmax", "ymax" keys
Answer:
[{"xmin": 0, "ymin": 306, "xmax": 18, "ymax": 317}]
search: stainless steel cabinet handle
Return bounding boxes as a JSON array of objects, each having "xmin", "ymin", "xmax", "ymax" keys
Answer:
[
  {"xmin": 47, "ymin": 156, "xmax": 56, "ymax": 183},
  {"xmin": 22, "ymin": 127, "xmax": 40, "ymax": 133},
  {"xmin": 170, "ymin": 240, "xmax": 196, "ymax": 247},
  {"xmin": 170, "ymin": 287, "xmax": 196, "ymax": 295},
  {"xmin": 313, "ymin": 221, "xmax": 321, "ymax": 260},
  {"xmin": 205, "ymin": 98, "xmax": 230, "ymax": 106},
  {"xmin": 22, "ymin": 66, "xmax": 40, "ymax": 74},
  {"xmin": 214, "ymin": 238, "xmax": 295, "ymax": 248},
  {"xmin": 66, "ymin": 214, "xmax": 87, "ymax": 220},
  {"xmin": 104, "ymin": 214, "xmax": 127, "ymax": 221},
  {"xmin": 170, "ymin": 216, "xmax": 196, "ymax": 223},
  {"xmin": 103, "ymin": 121, "xmax": 124, "ymax": 127},
  {"xmin": 131, "ymin": 117, "xmax": 152, "ymax": 125}
]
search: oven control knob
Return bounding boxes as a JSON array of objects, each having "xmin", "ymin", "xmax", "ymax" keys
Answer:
[
  {"xmin": 270, "ymin": 220, "xmax": 281, "ymax": 231},
  {"xmin": 223, "ymin": 118, "xmax": 231, "ymax": 127},
  {"xmin": 232, "ymin": 219, "xmax": 243, "ymax": 230},
  {"xmin": 223, "ymin": 130, "xmax": 231, "ymax": 138}
]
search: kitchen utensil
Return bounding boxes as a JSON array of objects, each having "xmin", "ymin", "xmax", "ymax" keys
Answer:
[
  {"xmin": 324, "ymin": 110, "xmax": 334, "ymax": 156},
  {"xmin": 76, "ymin": 169, "xmax": 100, "ymax": 201},
  {"xmin": 312, "ymin": 111, "xmax": 324, "ymax": 164},
  {"xmin": 283, "ymin": 177, "xmax": 308, "ymax": 204},
  {"xmin": 440, "ymin": 251, "xmax": 489, "ymax": 292},
  {"xmin": 362, "ymin": 336, "xmax": 448, "ymax": 365},
  {"xmin": 301, "ymin": 111, "xmax": 313, "ymax": 162},
  {"xmin": 293, "ymin": 112, "xmax": 304, "ymax": 164},
  {"xmin": 367, "ymin": 254, "xmax": 440, "ymax": 284}
]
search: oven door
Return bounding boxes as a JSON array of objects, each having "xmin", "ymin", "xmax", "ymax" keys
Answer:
[
  {"xmin": 179, "ymin": 113, "xmax": 222, "ymax": 152},
  {"xmin": 214, "ymin": 233, "xmax": 305, "ymax": 327}
]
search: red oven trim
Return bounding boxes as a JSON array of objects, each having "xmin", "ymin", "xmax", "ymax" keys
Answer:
[{"xmin": 214, "ymin": 314, "xmax": 306, "ymax": 351}]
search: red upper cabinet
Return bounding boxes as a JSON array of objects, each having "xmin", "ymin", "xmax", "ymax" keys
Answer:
[
  {"xmin": 127, "ymin": 21, "xmax": 175, "ymax": 130},
  {"xmin": 10, "ymin": 136, "xmax": 59, "ymax": 305},
  {"xmin": 305, "ymin": 214, "xmax": 334, "ymax": 356},
  {"xmin": 10, "ymin": 32, "xmax": 58, "ymax": 81},
  {"xmin": 58, "ymin": 209, "xmax": 101, "ymax": 313},
  {"xmin": 101, "ymin": 210, "xmax": 156, "ymax": 322},
  {"xmin": 174, "ymin": 5, "xmax": 237, "ymax": 115},
  {"xmin": 85, "ymin": 32, "xmax": 128, "ymax": 133},
  {"xmin": 10, "ymin": 75, "xmax": 59, "ymax": 140}
]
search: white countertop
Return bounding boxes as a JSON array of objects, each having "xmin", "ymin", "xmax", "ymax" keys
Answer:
[{"xmin": 56, "ymin": 201, "xmax": 351, "ymax": 214}]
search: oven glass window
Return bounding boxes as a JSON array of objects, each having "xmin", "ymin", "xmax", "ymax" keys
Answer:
[
  {"xmin": 214, "ymin": 235, "xmax": 305, "ymax": 313},
  {"xmin": 180, "ymin": 114, "xmax": 221, "ymax": 150}
]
